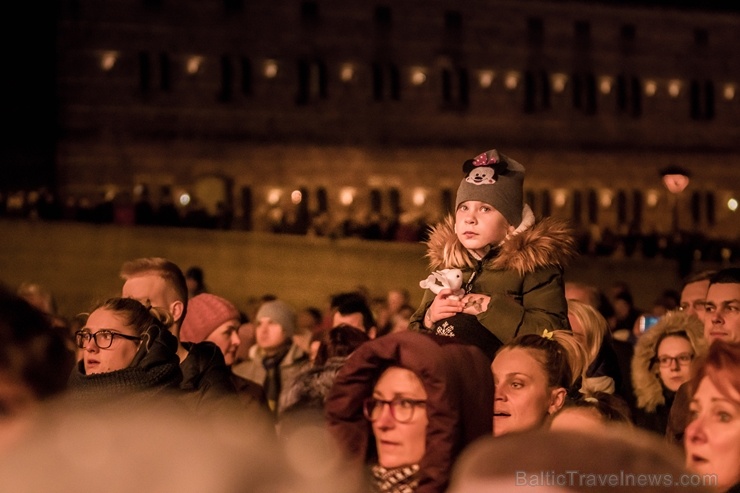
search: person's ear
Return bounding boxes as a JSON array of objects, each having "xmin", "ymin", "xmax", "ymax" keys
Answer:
[
  {"xmin": 170, "ymin": 300, "xmax": 185, "ymax": 324},
  {"xmin": 547, "ymin": 387, "xmax": 567, "ymax": 415}
]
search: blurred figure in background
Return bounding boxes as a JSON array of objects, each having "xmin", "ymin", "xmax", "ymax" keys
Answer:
[
  {"xmin": 0, "ymin": 286, "xmax": 74, "ymax": 454},
  {"xmin": 184, "ymin": 266, "xmax": 207, "ymax": 299}
]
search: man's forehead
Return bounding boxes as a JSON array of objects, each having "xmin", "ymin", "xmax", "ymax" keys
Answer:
[
  {"xmin": 122, "ymin": 274, "xmax": 172, "ymax": 299},
  {"xmin": 705, "ymin": 282, "xmax": 740, "ymax": 302}
]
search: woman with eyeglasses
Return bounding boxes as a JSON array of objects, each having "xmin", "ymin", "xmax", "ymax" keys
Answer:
[
  {"xmin": 325, "ymin": 330, "xmax": 493, "ymax": 493},
  {"xmin": 631, "ymin": 310, "xmax": 707, "ymax": 435},
  {"xmin": 68, "ymin": 297, "xmax": 182, "ymax": 399}
]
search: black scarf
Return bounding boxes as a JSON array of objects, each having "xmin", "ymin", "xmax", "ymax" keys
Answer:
[
  {"xmin": 262, "ymin": 342, "xmax": 291, "ymax": 414},
  {"xmin": 68, "ymin": 326, "xmax": 182, "ymax": 401}
]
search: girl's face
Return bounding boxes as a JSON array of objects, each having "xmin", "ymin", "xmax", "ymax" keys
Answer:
[
  {"xmin": 205, "ymin": 318, "xmax": 241, "ymax": 366},
  {"xmin": 455, "ymin": 201, "xmax": 514, "ymax": 257},
  {"xmin": 656, "ymin": 335, "xmax": 693, "ymax": 392},
  {"xmin": 685, "ymin": 376, "xmax": 740, "ymax": 491},
  {"xmin": 492, "ymin": 347, "xmax": 566, "ymax": 437},
  {"xmin": 81, "ymin": 308, "xmax": 141, "ymax": 374},
  {"xmin": 371, "ymin": 367, "xmax": 428, "ymax": 469}
]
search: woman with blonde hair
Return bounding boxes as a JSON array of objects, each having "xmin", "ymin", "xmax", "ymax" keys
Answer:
[
  {"xmin": 631, "ymin": 310, "xmax": 706, "ymax": 435},
  {"xmin": 492, "ymin": 329, "xmax": 587, "ymax": 437},
  {"xmin": 567, "ymin": 299, "xmax": 624, "ymax": 396}
]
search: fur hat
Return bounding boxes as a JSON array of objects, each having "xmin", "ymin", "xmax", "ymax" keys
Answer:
[
  {"xmin": 180, "ymin": 293, "xmax": 240, "ymax": 343},
  {"xmin": 255, "ymin": 299, "xmax": 297, "ymax": 337},
  {"xmin": 455, "ymin": 149, "xmax": 525, "ymax": 227}
]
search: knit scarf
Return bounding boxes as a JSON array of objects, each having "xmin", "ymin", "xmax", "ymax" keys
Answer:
[
  {"xmin": 262, "ymin": 342, "xmax": 291, "ymax": 414},
  {"xmin": 370, "ymin": 464, "xmax": 420, "ymax": 493}
]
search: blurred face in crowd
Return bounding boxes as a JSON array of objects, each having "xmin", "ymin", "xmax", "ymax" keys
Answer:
[
  {"xmin": 0, "ymin": 371, "xmax": 38, "ymax": 454},
  {"xmin": 255, "ymin": 317, "xmax": 287, "ymax": 356},
  {"xmin": 206, "ymin": 318, "xmax": 241, "ymax": 366},
  {"xmin": 455, "ymin": 201, "xmax": 514, "ymax": 257},
  {"xmin": 656, "ymin": 335, "xmax": 694, "ymax": 392},
  {"xmin": 79, "ymin": 308, "xmax": 141, "ymax": 375},
  {"xmin": 685, "ymin": 377, "xmax": 740, "ymax": 491},
  {"xmin": 680, "ymin": 280, "xmax": 710, "ymax": 321},
  {"xmin": 122, "ymin": 273, "xmax": 184, "ymax": 326},
  {"xmin": 492, "ymin": 347, "xmax": 566, "ymax": 437},
  {"xmin": 370, "ymin": 367, "xmax": 428, "ymax": 469},
  {"xmin": 704, "ymin": 283, "xmax": 740, "ymax": 344}
]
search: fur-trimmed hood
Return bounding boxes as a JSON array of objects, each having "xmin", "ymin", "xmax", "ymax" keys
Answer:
[
  {"xmin": 424, "ymin": 205, "xmax": 577, "ymax": 276},
  {"xmin": 631, "ymin": 311, "xmax": 707, "ymax": 412}
]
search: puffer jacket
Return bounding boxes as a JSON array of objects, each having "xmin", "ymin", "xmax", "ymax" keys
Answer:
[
  {"xmin": 410, "ymin": 206, "xmax": 577, "ymax": 358},
  {"xmin": 325, "ymin": 331, "xmax": 493, "ymax": 493}
]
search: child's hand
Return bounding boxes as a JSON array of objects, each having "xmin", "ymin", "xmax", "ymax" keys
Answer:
[
  {"xmin": 460, "ymin": 294, "xmax": 490, "ymax": 316},
  {"xmin": 425, "ymin": 288, "xmax": 465, "ymax": 327}
]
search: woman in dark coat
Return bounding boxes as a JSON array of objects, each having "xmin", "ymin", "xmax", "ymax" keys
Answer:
[{"xmin": 325, "ymin": 331, "xmax": 493, "ymax": 493}]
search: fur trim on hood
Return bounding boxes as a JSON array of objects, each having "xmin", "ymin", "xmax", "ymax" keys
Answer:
[
  {"xmin": 631, "ymin": 311, "xmax": 707, "ymax": 413},
  {"xmin": 424, "ymin": 205, "xmax": 577, "ymax": 275}
]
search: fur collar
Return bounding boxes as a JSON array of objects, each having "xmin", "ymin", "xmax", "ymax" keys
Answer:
[
  {"xmin": 424, "ymin": 206, "xmax": 577, "ymax": 275},
  {"xmin": 631, "ymin": 311, "xmax": 706, "ymax": 412}
]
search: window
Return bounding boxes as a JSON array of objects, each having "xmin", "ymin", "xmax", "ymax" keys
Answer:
[
  {"xmin": 296, "ymin": 59, "xmax": 328, "ymax": 105},
  {"xmin": 524, "ymin": 70, "xmax": 550, "ymax": 113},
  {"xmin": 632, "ymin": 190, "xmax": 643, "ymax": 230},
  {"xmin": 241, "ymin": 57, "xmax": 252, "ymax": 96},
  {"xmin": 617, "ymin": 191, "xmax": 628, "ymax": 225},
  {"xmin": 691, "ymin": 191, "xmax": 702, "ymax": 226},
  {"xmin": 527, "ymin": 17, "xmax": 544, "ymax": 47},
  {"xmin": 219, "ymin": 56, "xmax": 234, "ymax": 102},
  {"xmin": 540, "ymin": 190, "xmax": 552, "ymax": 217},
  {"xmin": 372, "ymin": 62, "xmax": 400, "ymax": 101},
  {"xmin": 241, "ymin": 187, "xmax": 253, "ymax": 231},
  {"xmin": 587, "ymin": 189, "xmax": 598, "ymax": 225},
  {"xmin": 572, "ymin": 190, "xmax": 583, "ymax": 226},
  {"xmin": 616, "ymin": 74, "xmax": 642, "ymax": 117},
  {"xmin": 574, "ymin": 21, "xmax": 591, "ymax": 49},
  {"xmin": 619, "ymin": 24, "xmax": 636, "ymax": 54},
  {"xmin": 389, "ymin": 188, "xmax": 401, "ymax": 216},
  {"xmin": 374, "ymin": 5, "xmax": 392, "ymax": 29},
  {"xmin": 441, "ymin": 67, "xmax": 469, "ymax": 108},
  {"xmin": 694, "ymin": 28, "xmax": 708, "ymax": 47},
  {"xmin": 444, "ymin": 10, "xmax": 462, "ymax": 31},
  {"xmin": 138, "ymin": 51, "xmax": 151, "ymax": 94},
  {"xmin": 301, "ymin": 1, "xmax": 319, "ymax": 22},
  {"xmin": 705, "ymin": 192, "xmax": 715, "ymax": 226},
  {"xmin": 370, "ymin": 189, "xmax": 382, "ymax": 213},
  {"xmin": 572, "ymin": 72, "xmax": 596, "ymax": 115},
  {"xmin": 316, "ymin": 187, "xmax": 328, "ymax": 214},
  {"xmin": 159, "ymin": 53, "xmax": 171, "ymax": 92},
  {"xmin": 690, "ymin": 79, "xmax": 715, "ymax": 120}
]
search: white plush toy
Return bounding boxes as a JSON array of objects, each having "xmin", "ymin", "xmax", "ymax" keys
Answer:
[{"xmin": 419, "ymin": 268, "xmax": 465, "ymax": 300}]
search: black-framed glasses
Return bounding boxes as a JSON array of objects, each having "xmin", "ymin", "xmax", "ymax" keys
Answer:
[
  {"xmin": 656, "ymin": 353, "xmax": 693, "ymax": 367},
  {"xmin": 75, "ymin": 329, "xmax": 141, "ymax": 349},
  {"xmin": 363, "ymin": 397, "xmax": 427, "ymax": 424}
]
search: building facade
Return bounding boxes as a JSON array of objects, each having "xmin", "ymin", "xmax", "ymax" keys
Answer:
[{"xmin": 53, "ymin": 0, "xmax": 739, "ymax": 247}]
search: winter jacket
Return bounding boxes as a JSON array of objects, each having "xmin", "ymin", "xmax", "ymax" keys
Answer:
[
  {"xmin": 410, "ymin": 206, "xmax": 576, "ymax": 358},
  {"xmin": 231, "ymin": 342, "xmax": 309, "ymax": 416},
  {"xmin": 325, "ymin": 331, "xmax": 493, "ymax": 493},
  {"xmin": 630, "ymin": 311, "xmax": 706, "ymax": 434}
]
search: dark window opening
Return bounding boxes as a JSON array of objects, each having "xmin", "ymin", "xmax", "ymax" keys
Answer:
[
  {"xmin": 444, "ymin": 10, "xmax": 462, "ymax": 31},
  {"xmin": 694, "ymin": 28, "xmax": 708, "ymax": 47},
  {"xmin": 691, "ymin": 192, "xmax": 702, "ymax": 226},
  {"xmin": 525, "ymin": 190, "xmax": 537, "ymax": 215},
  {"xmin": 572, "ymin": 191, "xmax": 583, "ymax": 226},
  {"xmin": 370, "ymin": 189, "xmax": 382, "ymax": 213},
  {"xmin": 219, "ymin": 56, "xmax": 234, "ymax": 102},
  {"xmin": 587, "ymin": 189, "xmax": 598, "ymax": 225},
  {"xmin": 389, "ymin": 188, "xmax": 401, "ymax": 216},
  {"xmin": 374, "ymin": 5, "xmax": 392, "ymax": 29},
  {"xmin": 241, "ymin": 187, "xmax": 253, "ymax": 231},
  {"xmin": 296, "ymin": 59, "xmax": 328, "ymax": 105},
  {"xmin": 617, "ymin": 191, "xmax": 627, "ymax": 225},
  {"xmin": 301, "ymin": 1, "xmax": 319, "ymax": 22},
  {"xmin": 690, "ymin": 79, "xmax": 715, "ymax": 121},
  {"xmin": 524, "ymin": 70, "xmax": 551, "ymax": 113},
  {"xmin": 138, "ymin": 51, "xmax": 151, "ymax": 94},
  {"xmin": 574, "ymin": 20, "xmax": 591, "ymax": 48},
  {"xmin": 240, "ymin": 57, "xmax": 252, "ymax": 96},
  {"xmin": 632, "ymin": 190, "xmax": 643, "ymax": 230},
  {"xmin": 159, "ymin": 53, "xmax": 171, "ymax": 92},
  {"xmin": 705, "ymin": 192, "xmax": 715, "ymax": 226},
  {"xmin": 540, "ymin": 190, "xmax": 552, "ymax": 217},
  {"xmin": 527, "ymin": 17, "xmax": 544, "ymax": 47},
  {"xmin": 316, "ymin": 187, "xmax": 328, "ymax": 214}
]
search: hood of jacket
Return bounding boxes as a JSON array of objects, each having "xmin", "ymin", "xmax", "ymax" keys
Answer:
[
  {"xmin": 424, "ymin": 205, "xmax": 577, "ymax": 275},
  {"xmin": 325, "ymin": 331, "xmax": 493, "ymax": 493},
  {"xmin": 631, "ymin": 311, "xmax": 707, "ymax": 412}
]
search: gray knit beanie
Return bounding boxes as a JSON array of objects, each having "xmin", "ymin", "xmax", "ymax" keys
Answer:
[
  {"xmin": 255, "ymin": 299, "xmax": 297, "ymax": 337},
  {"xmin": 455, "ymin": 149, "xmax": 526, "ymax": 228}
]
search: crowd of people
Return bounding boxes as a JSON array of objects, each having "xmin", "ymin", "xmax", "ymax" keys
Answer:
[{"xmin": 1, "ymin": 148, "xmax": 739, "ymax": 493}]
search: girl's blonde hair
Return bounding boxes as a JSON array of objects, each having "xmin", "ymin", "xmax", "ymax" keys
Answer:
[{"xmin": 567, "ymin": 299, "xmax": 608, "ymax": 367}]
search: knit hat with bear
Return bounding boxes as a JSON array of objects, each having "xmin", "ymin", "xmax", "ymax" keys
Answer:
[
  {"xmin": 180, "ymin": 293, "xmax": 240, "ymax": 343},
  {"xmin": 255, "ymin": 299, "xmax": 297, "ymax": 338},
  {"xmin": 455, "ymin": 149, "xmax": 526, "ymax": 228}
]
